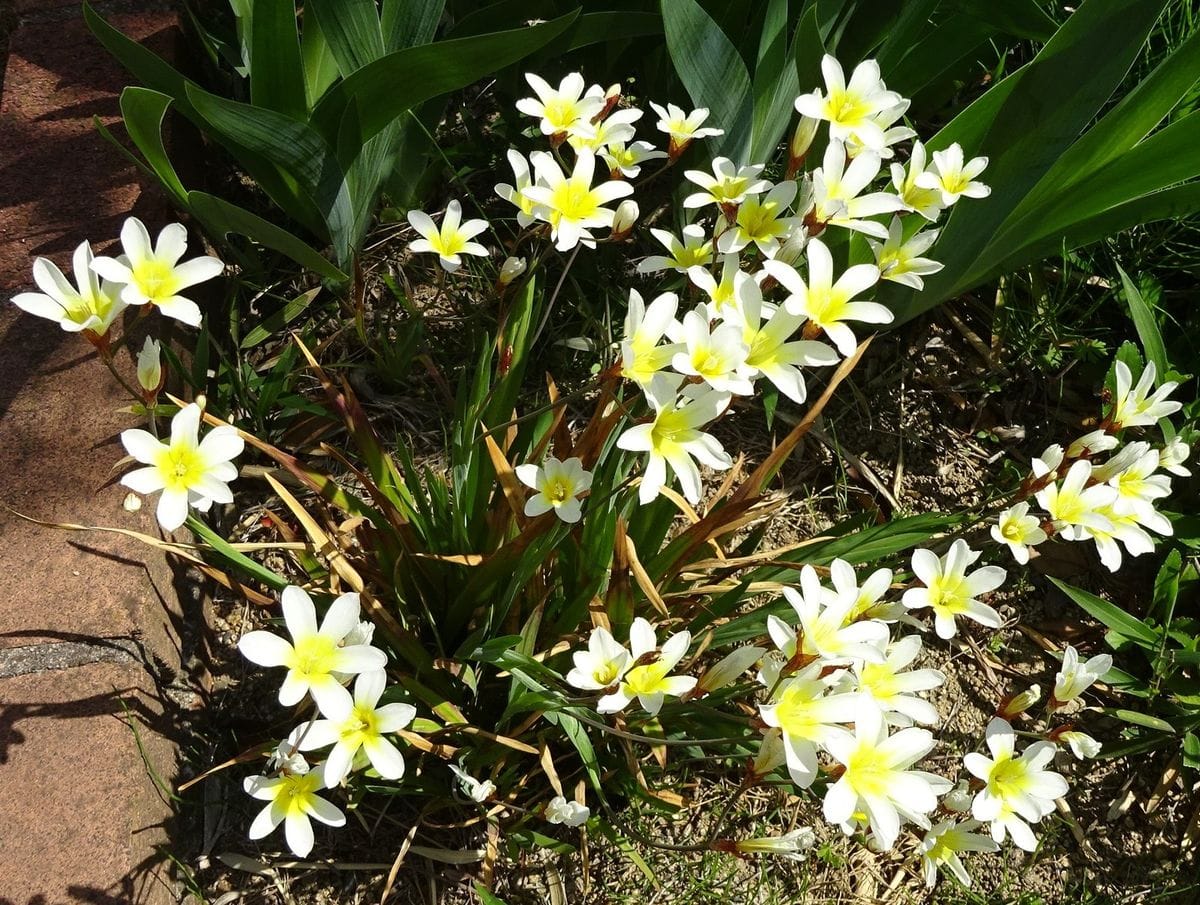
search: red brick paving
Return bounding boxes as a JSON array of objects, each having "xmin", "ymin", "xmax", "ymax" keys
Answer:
[{"xmin": 1, "ymin": 3, "xmax": 190, "ymax": 903}]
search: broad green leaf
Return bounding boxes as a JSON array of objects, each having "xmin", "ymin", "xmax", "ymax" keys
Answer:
[
  {"xmin": 957, "ymin": 0, "xmax": 1058, "ymax": 42},
  {"xmin": 119, "ymin": 88, "xmax": 187, "ymax": 206},
  {"xmin": 308, "ymin": 0, "xmax": 385, "ymax": 76},
  {"xmin": 383, "ymin": 0, "xmax": 445, "ymax": 50},
  {"xmin": 749, "ymin": 0, "xmax": 800, "ymax": 164},
  {"xmin": 1117, "ymin": 263, "xmax": 1169, "ymax": 379},
  {"xmin": 248, "ymin": 0, "xmax": 306, "ymax": 118},
  {"xmin": 1105, "ymin": 708, "xmax": 1176, "ymax": 734},
  {"xmin": 1049, "ymin": 577, "xmax": 1159, "ymax": 647},
  {"xmin": 660, "ymin": 0, "xmax": 754, "ymax": 163},
  {"xmin": 240, "ymin": 287, "xmax": 323, "ymax": 349},
  {"xmin": 187, "ymin": 191, "xmax": 348, "ymax": 281},
  {"xmin": 187, "ymin": 516, "xmax": 287, "ymax": 590},
  {"xmin": 300, "ymin": 14, "xmax": 341, "ymax": 108},
  {"xmin": 1150, "ymin": 548, "xmax": 1183, "ymax": 627},
  {"xmin": 474, "ymin": 884, "xmax": 510, "ymax": 905}
]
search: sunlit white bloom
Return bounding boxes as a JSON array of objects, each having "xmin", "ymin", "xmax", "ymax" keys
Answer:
[
  {"xmin": 1058, "ymin": 730, "xmax": 1102, "ymax": 760},
  {"xmin": 844, "ymin": 99, "xmax": 915, "ymax": 159},
  {"xmin": 600, "ymin": 140, "xmax": 667, "ymax": 178},
  {"xmin": 915, "ymin": 143, "xmax": 990, "ymax": 206},
  {"xmin": 1051, "ymin": 644, "xmax": 1112, "ymax": 706},
  {"xmin": 649, "ymin": 102, "xmax": 724, "ymax": 156},
  {"xmin": 494, "ymin": 150, "xmax": 540, "ymax": 227},
  {"xmin": 516, "ymin": 72, "xmax": 604, "ymax": 137},
  {"xmin": 637, "ymin": 224, "xmax": 713, "ymax": 274},
  {"xmin": 1065, "ymin": 429, "xmax": 1119, "ymax": 458},
  {"xmin": 546, "ymin": 796, "xmax": 590, "ymax": 827},
  {"xmin": 1111, "ymin": 360, "xmax": 1182, "ymax": 429},
  {"xmin": 237, "ymin": 587, "xmax": 387, "ymax": 713},
  {"xmin": 990, "ymin": 502, "xmax": 1048, "ymax": 565},
  {"xmin": 901, "ymin": 540, "xmax": 1006, "ymax": 640},
  {"xmin": 808, "ymin": 140, "xmax": 905, "ymax": 239},
  {"xmin": 770, "ymin": 224, "xmax": 810, "ymax": 267},
  {"xmin": 525, "ymin": 150, "xmax": 633, "ymax": 251},
  {"xmin": 498, "ymin": 255, "xmax": 527, "ymax": 285},
  {"xmin": 136, "ymin": 336, "xmax": 163, "ymax": 397},
  {"xmin": 566, "ymin": 108, "xmax": 642, "ymax": 152},
  {"xmin": 12, "ymin": 240, "xmax": 127, "ymax": 337},
  {"xmin": 265, "ymin": 741, "xmax": 309, "ymax": 776},
  {"xmin": 566, "ymin": 626, "xmax": 632, "ymax": 691},
  {"xmin": 964, "ymin": 718, "xmax": 1068, "ymax": 852},
  {"xmin": 763, "ymin": 237, "xmax": 887, "ymax": 357},
  {"xmin": 1089, "ymin": 503, "xmax": 1160, "ymax": 572},
  {"xmin": 998, "ymin": 684, "xmax": 1041, "ymax": 720},
  {"xmin": 920, "ymin": 819, "xmax": 999, "ymax": 888},
  {"xmin": 828, "ymin": 559, "xmax": 902, "ymax": 623},
  {"xmin": 750, "ymin": 727, "xmax": 788, "ymax": 779},
  {"xmin": 1159, "ymin": 436, "xmax": 1191, "ymax": 477},
  {"xmin": 823, "ymin": 707, "xmax": 950, "ymax": 851},
  {"xmin": 683, "ymin": 158, "xmax": 771, "ymax": 210},
  {"xmin": 868, "ymin": 218, "xmax": 943, "ymax": 291},
  {"xmin": 406, "ymin": 201, "xmax": 489, "ymax": 273},
  {"xmin": 778, "ymin": 566, "xmax": 889, "ymax": 663},
  {"xmin": 1094, "ymin": 441, "xmax": 1172, "ymax": 522},
  {"xmin": 853, "ymin": 634, "xmax": 945, "ymax": 727},
  {"xmin": 244, "ymin": 764, "xmax": 345, "ymax": 857},
  {"xmin": 890, "ymin": 141, "xmax": 944, "ymax": 220},
  {"xmin": 671, "ymin": 307, "xmax": 753, "ymax": 395},
  {"xmin": 91, "ymin": 218, "xmax": 223, "ymax": 326},
  {"xmin": 1035, "ymin": 459, "xmax": 1118, "ymax": 540},
  {"xmin": 688, "ymin": 254, "xmax": 746, "ymax": 321},
  {"xmin": 759, "ymin": 661, "xmax": 857, "ymax": 788},
  {"xmin": 1032, "ymin": 443, "xmax": 1065, "ymax": 480},
  {"xmin": 597, "ymin": 617, "xmax": 696, "ymax": 716},
  {"xmin": 450, "ymin": 765, "xmax": 495, "ymax": 803},
  {"xmin": 291, "ymin": 670, "xmax": 415, "ymax": 787},
  {"xmin": 515, "ymin": 456, "xmax": 592, "ymax": 523},
  {"xmin": 120, "ymin": 402, "xmax": 243, "ymax": 531},
  {"xmin": 738, "ymin": 279, "xmax": 839, "ymax": 404},
  {"xmin": 695, "ymin": 646, "xmax": 766, "ymax": 695},
  {"xmin": 719, "ymin": 181, "xmax": 802, "ymax": 256},
  {"xmin": 610, "ymin": 199, "xmax": 639, "ymax": 240},
  {"xmin": 794, "ymin": 55, "xmax": 902, "ymax": 151},
  {"xmin": 620, "ymin": 289, "xmax": 683, "ymax": 386},
  {"xmin": 732, "ymin": 827, "xmax": 817, "ymax": 860}
]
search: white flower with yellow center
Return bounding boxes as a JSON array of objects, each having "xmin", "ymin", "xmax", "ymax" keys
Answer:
[
  {"xmin": 406, "ymin": 200, "xmax": 489, "ymax": 273},
  {"xmin": 600, "ymin": 140, "xmax": 667, "ymax": 179},
  {"xmin": 776, "ymin": 566, "xmax": 889, "ymax": 663},
  {"xmin": 671, "ymin": 307, "xmax": 753, "ymax": 395},
  {"xmin": 597, "ymin": 617, "xmax": 696, "ymax": 716},
  {"xmin": 524, "ymin": 150, "xmax": 634, "ymax": 251},
  {"xmin": 759, "ymin": 661, "xmax": 857, "ymax": 788},
  {"xmin": 1158, "ymin": 436, "xmax": 1191, "ymax": 477},
  {"xmin": 919, "ymin": 819, "xmax": 999, "ymax": 888},
  {"xmin": 244, "ymin": 757, "xmax": 345, "ymax": 857},
  {"xmin": 1051, "ymin": 644, "xmax": 1112, "ymax": 706},
  {"xmin": 683, "ymin": 157, "xmax": 771, "ymax": 209},
  {"xmin": 737, "ymin": 278, "xmax": 839, "ymax": 404},
  {"xmin": 687, "ymin": 254, "xmax": 745, "ymax": 321},
  {"xmin": 1065, "ymin": 428, "xmax": 1119, "ymax": 458},
  {"xmin": 719, "ymin": 182, "xmax": 802, "ymax": 256},
  {"xmin": 990, "ymin": 502, "xmax": 1048, "ymax": 565},
  {"xmin": 901, "ymin": 540, "xmax": 1006, "ymax": 640},
  {"xmin": 808, "ymin": 141, "xmax": 905, "ymax": 239},
  {"xmin": 828, "ymin": 559, "xmax": 902, "ymax": 623},
  {"xmin": 91, "ymin": 218, "xmax": 223, "ymax": 327},
  {"xmin": 763, "ymin": 237, "xmax": 888, "ymax": 358},
  {"xmin": 237, "ymin": 587, "xmax": 387, "ymax": 713},
  {"xmin": 890, "ymin": 141, "xmax": 944, "ymax": 220},
  {"xmin": 12, "ymin": 240, "xmax": 127, "ymax": 338},
  {"xmin": 515, "ymin": 455, "xmax": 592, "ymax": 523},
  {"xmin": 566, "ymin": 107, "xmax": 642, "ymax": 152},
  {"xmin": 964, "ymin": 718, "xmax": 1068, "ymax": 851},
  {"xmin": 292, "ymin": 669, "xmax": 416, "ymax": 786},
  {"xmin": 516, "ymin": 72, "xmax": 604, "ymax": 137},
  {"xmin": 843, "ymin": 98, "xmax": 915, "ymax": 159},
  {"xmin": 822, "ymin": 707, "xmax": 950, "ymax": 851},
  {"xmin": 1035, "ymin": 459, "xmax": 1118, "ymax": 540},
  {"xmin": 637, "ymin": 224, "xmax": 714, "ymax": 274},
  {"xmin": 649, "ymin": 102, "xmax": 724, "ymax": 156},
  {"xmin": 494, "ymin": 150, "xmax": 541, "ymax": 227},
  {"xmin": 852, "ymin": 634, "xmax": 946, "ymax": 727},
  {"xmin": 1088, "ymin": 502, "xmax": 1159, "ymax": 572},
  {"xmin": 120, "ymin": 402, "xmax": 243, "ymax": 531},
  {"xmin": 1110, "ymin": 360, "xmax": 1182, "ymax": 429},
  {"xmin": 1093, "ymin": 441, "xmax": 1172, "ymax": 521},
  {"xmin": 794, "ymin": 55, "xmax": 902, "ymax": 151},
  {"xmin": 868, "ymin": 218, "xmax": 944, "ymax": 290},
  {"xmin": 566, "ymin": 626, "xmax": 632, "ymax": 691},
  {"xmin": 617, "ymin": 375, "xmax": 732, "ymax": 504},
  {"xmin": 915, "ymin": 143, "xmax": 990, "ymax": 206},
  {"xmin": 620, "ymin": 289, "xmax": 683, "ymax": 387}
]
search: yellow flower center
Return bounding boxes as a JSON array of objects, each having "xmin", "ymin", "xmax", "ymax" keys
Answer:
[
  {"xmin": 942, "ymin": 172, "xmax": 971, "ymax": 194},
  {"xmin": 803, "ymin": 287, "xmax": 850, "ymax": 327},
  {"xmin": 155, "ymin": 444, "xmax": 206, "ymax": 493},
  {"xmin": 592, "ymin": 661, "xmax": 622, "ymax": 686},
  {"xmin": 674, "ymin": 244, "xmax": 712, "ymax": 269},
  {"xmin": 691, "ymin": 348, "xmax": 729, "ymax": 380},
  {"xmin": 132, "ymin": 259, "xmax": 181, "ymax": 301},
  {"xmin": 276, "ymin": 772, "xmax": 322, "ymax": 817},
  {"xmin": 623, "ymin": 661, "xmax": 670, "ymax": 695},
  {"xmin": 545, "ymin": 477, "xmax": 573, "ymax": 504},
  {"xmin": 926, "ymin": 574, "xmax": 970, "ymax": 615},
  {"xmin": 287, "ymin": 633, "xmax": 339, "ymax": 679},
  {"xmin": 857, "ymin": 662, "xmax": 898, "ymax": 699},
  {"xmin": 542, "ymin": 98, "xmax": 580, "ymax": 131},
  {"xmin": 649, "ymin": 410, "xmax": 692, "ymax": 456},
  {"xmin": 825, "ymin": 90, "xmax": 873, "ymax": 126},
  {"xmin": 844, "ymin": 744, "xmax": 891, "ymax": 797},
  {"xmin": 430, "ymin": 227, "xmax": 467, "ymax": 258},
  {"xmin": 736, "ymin": 199, "xmax": 785, "ymax": 240},
  {"xmin": 773, "ymin": 684, "xmax": 828, "ymax": 740},
  {"xmin": 710, "ymin": 176, "xmax": 750, "ymax": 202},
  {"xmin": 988, "ymin": 754, "xmax": 1033, "ymax": 800},
  {"xmin": 338, "ymin": 703, "xmax": 380, "ymax": 748},
  {"xmin": 550, "ymin": 179, "xmax": 601, "ymax": 222},
  {"xmin": 1000, "ymin": 521, "xmax": 1024, "ymax": 542}
]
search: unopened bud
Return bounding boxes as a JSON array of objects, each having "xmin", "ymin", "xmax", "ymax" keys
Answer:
[
  {"xmin": 594, "ymin": 83, "xmax": 622, "ymax": 122},
  {"xmin": 498, "ymin": 256, "xmax": 527, "ymax": 286},
  {"xmin": 748, "ymin": 728, "xmax": 786, "ymax": 781},
  {"xmin": 788, "ymin": 116, "xmax": 819, "ymax": 171},
  {"xmin": 136, "ymin": 336, "xmax": 164, "ymax": 399},
  {"xmin": 610, "ymin": 200, "xmax": 639, "ymax": 241},
  {"xmin": 696, "ymin": 646, "xmax": 765, "ymax": 696},
  {"xmin": 997, "ymin": 684, "xmax": 1041, "ymax": 720}
]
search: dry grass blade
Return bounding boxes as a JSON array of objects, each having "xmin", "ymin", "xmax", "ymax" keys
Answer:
[
  {"xmin": 177, "ymin": 742, "xmax": 274, "ymax": 793},
  {"xmin": 379, "ymin": 822, "xmax": 420, "ymax": 905},
  {"xmin": 482, "ymin": 428, "xmax": 528, "ymax": 526},
  {"xmin": 625, "ymin": 535, "xmax": 670, "ymax": 618}
]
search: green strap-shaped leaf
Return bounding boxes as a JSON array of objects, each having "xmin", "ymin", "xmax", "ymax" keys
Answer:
[
  {"xmin": 1049, "ymin": 577, "xmax": 1159, "ymax": 647},
  {"xmin": 749, "ymin": 0, "xmax": 799, "ymax": 164},
  {"xmin": 300, "ymin": 14, "xmax": 341, "ymax": 108},
  {"xmin": 248, "ymin": 0, "xmax": 306, "ymax": 118},
  {"xmin": 660, "ymin": 0, "xmax": 753, "ymax": 163},
  {"xmin": 308, "ymin": 0, "xmax": 386, "ymax": 76},
  {"xmin": 1117, "ymin": 263, "xmax": 1170, "ymax": 380},
  {"xmin": 382, "ymin": 0, "xmax": 445, "ymax": 50},
  {"xmin": 119, "ymin": 87, "xmax": 187, "ymax": 206}
]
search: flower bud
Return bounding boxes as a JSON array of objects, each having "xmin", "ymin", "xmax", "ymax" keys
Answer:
[
  {"xmin": 696, "ymin": 645, "xmax": 765, "ymax": 696},
  {"xmin": 748, "ymin": 728, "xmax": 786, "ymax": 781},
  {"xmin": 1054, "ymin": 729, "xmax": 1102, "ymax": 760},
  {"xmin": 726, "ymin": 827, "xmax": 816, "ymax": 860},
  {"xmin": 498, "ymin": 256, "xmax": 527, "ymax": 286},
  {"xmin": 997, "ymin": 684, "xmax": 1041, "ymax": 720},
  {"xmin": 136, "ymin": 336, "xmax": 164, "ymax": 399},
  {"xmin": 789, "ymin": 115, "xmax": 819, "ymax": 167},
  {"xmin": 942, "ymin": 779, "xmax": 973, "ymax": 813},
  {"xmin": 610, "ymin": 199, "xmax": 639, "ymax": 241}
]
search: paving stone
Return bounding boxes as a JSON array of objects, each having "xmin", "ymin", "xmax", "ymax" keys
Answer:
[{"xmin": 0, "ymin": 660, "xmax": 177, "ymax": 904}]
